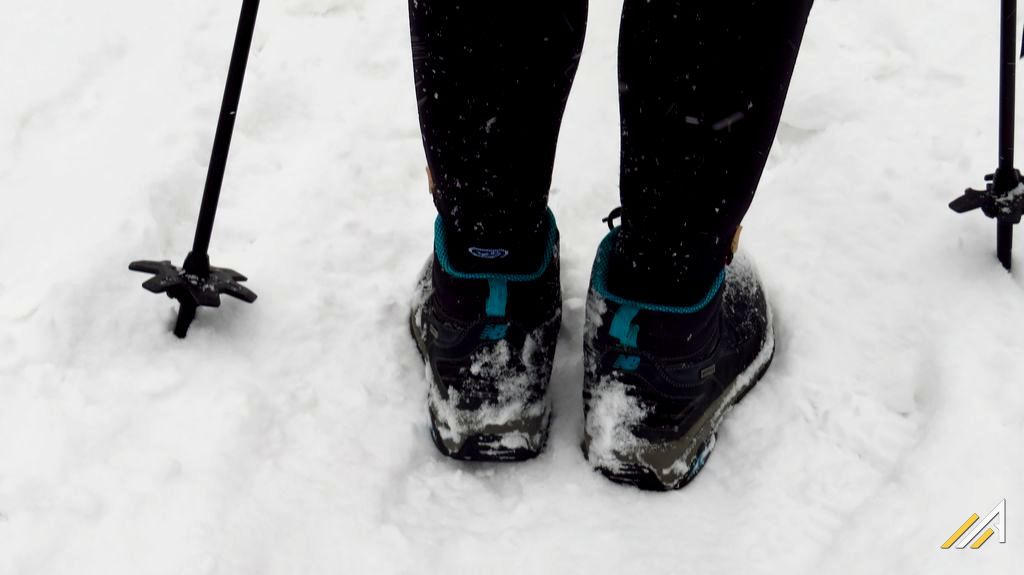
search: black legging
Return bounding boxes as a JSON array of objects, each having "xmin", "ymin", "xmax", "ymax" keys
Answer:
[{"xmin": 409, "ymin": 0, "xmax": 813, "ymax": 305}]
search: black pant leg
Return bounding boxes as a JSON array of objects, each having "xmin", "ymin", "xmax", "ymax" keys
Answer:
[
  {"xmin": 409, "ymin": 1, "xmax": 588, "ymax": 272},
  {"xmin": 614, "ymin": 0, "xmax": 813, "ymax": 304}
]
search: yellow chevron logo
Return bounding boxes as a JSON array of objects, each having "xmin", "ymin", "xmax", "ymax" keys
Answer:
[{"xmin": 942, "ymin": 499, "xmax": 1006, "ymax": 550}]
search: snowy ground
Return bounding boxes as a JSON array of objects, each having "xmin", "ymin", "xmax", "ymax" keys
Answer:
[{"xmin": 2, "ymin": 0, "xmax": 1023, "ymax": 573}]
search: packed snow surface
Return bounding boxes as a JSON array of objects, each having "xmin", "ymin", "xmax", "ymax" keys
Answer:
[{"xmin": 1, "ymin": 0, "xmax": 1023, "ymax": 573}]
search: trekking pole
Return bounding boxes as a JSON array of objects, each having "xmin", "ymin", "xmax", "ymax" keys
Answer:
[
  {"xmin": 130, "ymin": 0, "xmax": 260, "ymax": 338},
  {"xmin": 951, "ymin": 0, "xmax": 1024, "ymax": 270}
]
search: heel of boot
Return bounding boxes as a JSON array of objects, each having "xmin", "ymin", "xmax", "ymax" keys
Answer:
[
  {"xmin": 428, "ymin": 397, "xmax": 551, "ymax": 462},
  {"xmin": 582, "ymin": 428, "xmax": 716, "ymax": 491}
]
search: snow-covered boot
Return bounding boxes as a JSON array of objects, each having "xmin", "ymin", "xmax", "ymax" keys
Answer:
[
  {"xmin": 410, "ymin": 210, "xmax": 562, "ymax": 461},
  {"xmin": 582, "ymin": 229, "xmax": 775, "ymax": 490}
]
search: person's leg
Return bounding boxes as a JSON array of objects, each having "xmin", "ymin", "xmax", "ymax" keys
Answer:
[
  {"xmin": 612, "ymin": 0, "xmax": 813, "ymax": 305},
  {"xmin": 583, "ymin": 1, "xmax": 813, "ymax": 490},
  {"xmin": 409, "ymin": 0, "xmax": 588, "ymax": 273},
  {"xmin": 408, "ymin": 1, "xmax": 588, "ymax": 461}
]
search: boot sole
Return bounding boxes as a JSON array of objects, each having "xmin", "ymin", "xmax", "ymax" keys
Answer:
[{"xmin": 584, "ymin": 305, "xmax": 776, "ymax": 491}]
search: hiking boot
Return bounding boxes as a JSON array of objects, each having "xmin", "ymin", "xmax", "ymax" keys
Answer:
[
  {"xmin": 582, "ymin": 229, "xmax": 775, "ymax": 490},
  {"xmin": 410, "ymin": 210, "xmax": 562, "ymax": 461}
]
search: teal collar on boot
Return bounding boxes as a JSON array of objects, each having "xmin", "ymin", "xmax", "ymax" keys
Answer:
[{"xmin": 591, "ymin": 229, "xmax": 725, "ymax": 315}]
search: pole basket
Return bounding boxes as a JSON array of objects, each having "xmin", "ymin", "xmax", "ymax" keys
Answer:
[
  {"xmin": 951, "ymin": 171, "xmax": 1024, "ymax": 225},
  {"xmin": 130, "ymin": 254, "xmax": 257, "ymax": 339}
]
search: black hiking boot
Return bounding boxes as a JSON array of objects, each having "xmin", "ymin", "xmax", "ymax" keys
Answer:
[
  {"xmin": 582, "ymin": 230, "xmax": 775, "ymax": 490},
  {"xmin": 410, "ymin": 210, "xmax": 562, "ymax": 461}
]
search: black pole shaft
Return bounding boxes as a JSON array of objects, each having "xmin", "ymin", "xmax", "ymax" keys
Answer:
[
  {"xmin": 999, "ymin": 0, "xmax": 1017, "ymax": 177},
  {"xmin": 174, "ymin": 301, "xmax": 198, "ymax": 339},
  {"xmin": 997, "ymin": 0, "xmax": 1017, "ymax": 270},
  {"xmin": 998, "ymin": 221, "xmax": 1014, "ymax": 268},
  {"xmin": 189, "ymin": 0, "xmax": 261, "ymax": 266}
]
